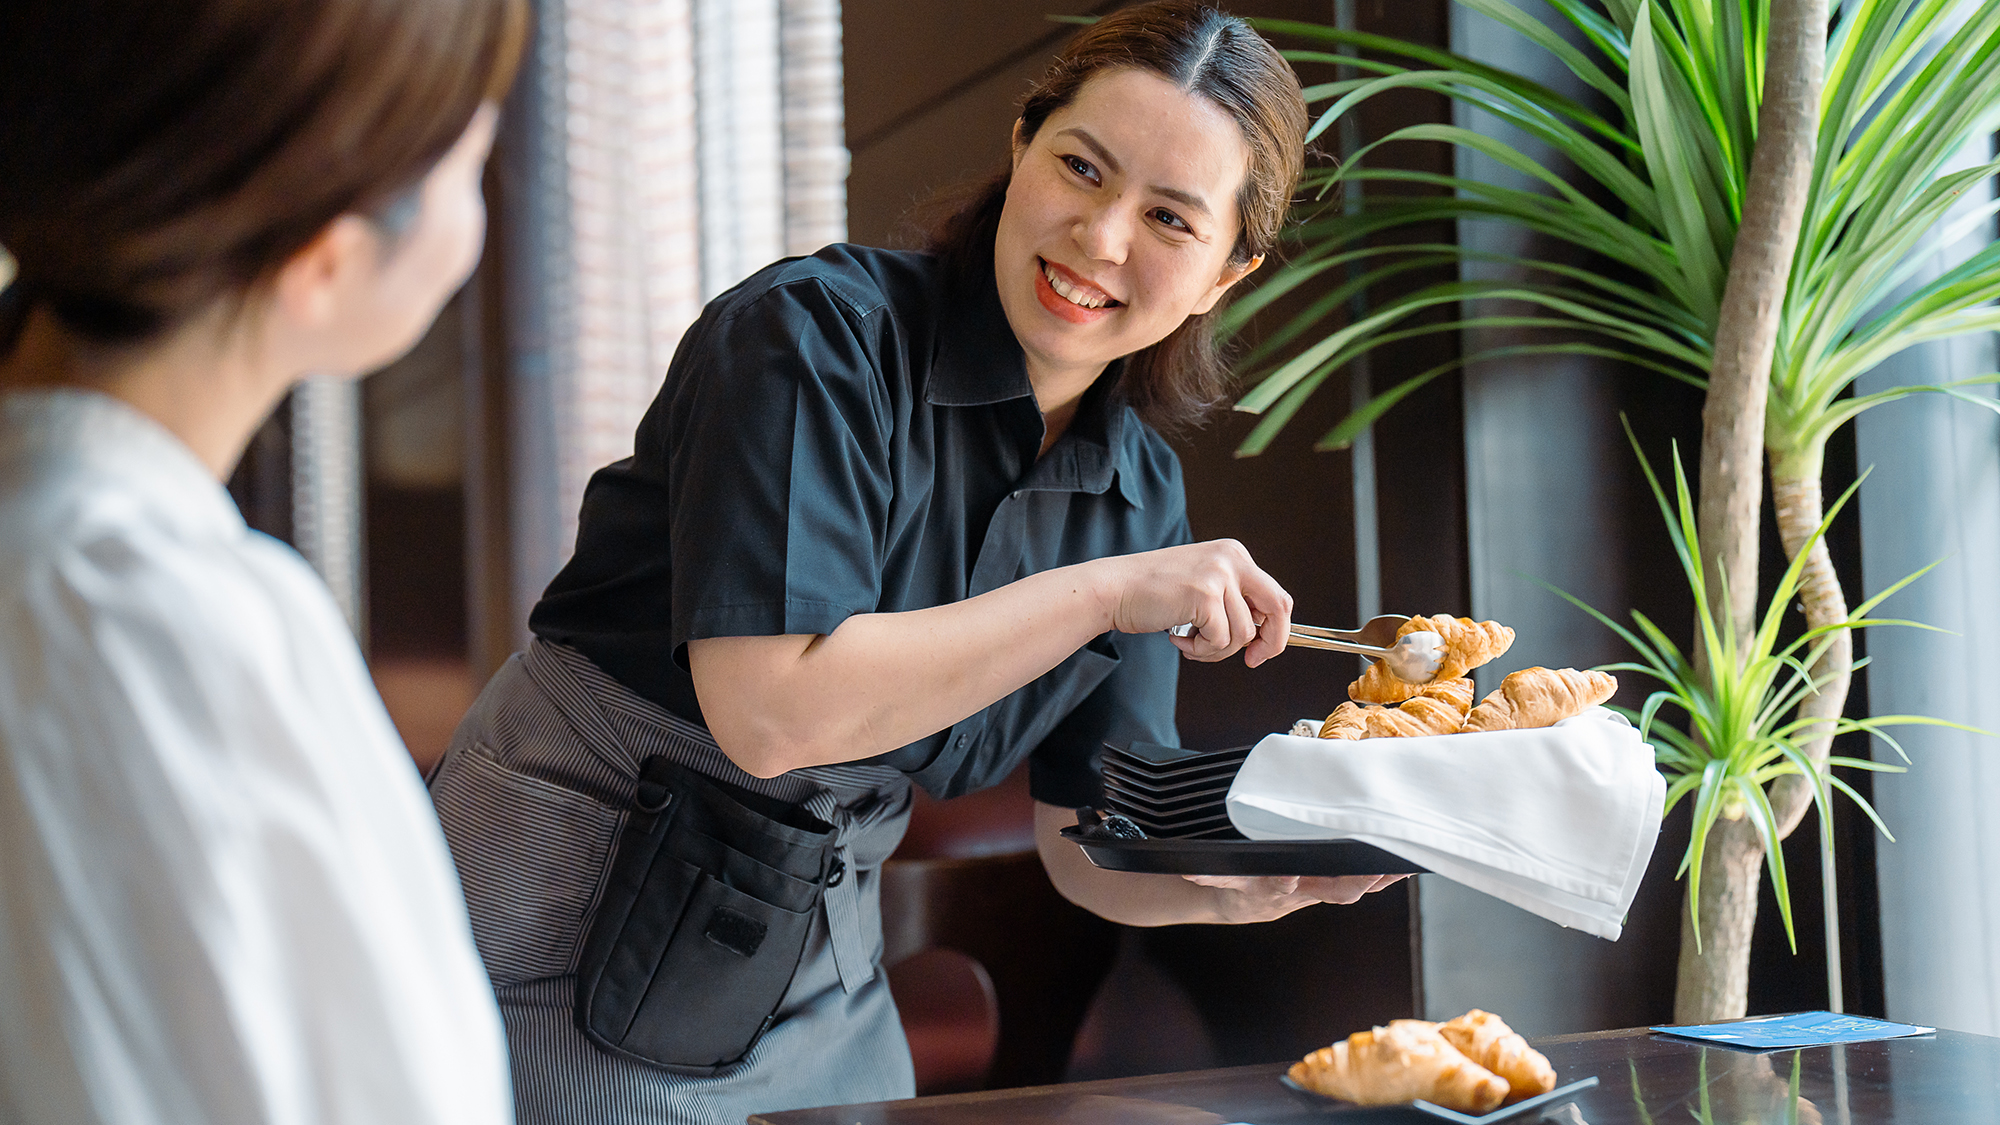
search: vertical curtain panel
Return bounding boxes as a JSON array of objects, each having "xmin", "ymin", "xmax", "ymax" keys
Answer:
[
  {"xmin": 498, "ymin": 0, "xmax": 849, "ymax": 648},
  {"xmin": 1855, "ymin": 134, "xmax": 2000, "ymax": 1037}
]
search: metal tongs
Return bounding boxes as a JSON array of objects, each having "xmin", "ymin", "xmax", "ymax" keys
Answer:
[{"xmin": 1169, "ymin": 613, "xmax": 1445, "ymax": 684}]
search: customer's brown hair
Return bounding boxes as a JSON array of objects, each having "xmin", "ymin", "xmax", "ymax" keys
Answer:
[
  {"xmin": 925, "ymin": 1, "xmax": 1307, "ymax": 434},
  {"xmin": 0, "ymin": 0, "xmax": 527, "ymax": 348}
]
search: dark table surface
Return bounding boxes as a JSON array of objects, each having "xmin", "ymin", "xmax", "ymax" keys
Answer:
[{"xmin": 750, "ymin": 1023, "xmax": 2000, "ymax": 1124}]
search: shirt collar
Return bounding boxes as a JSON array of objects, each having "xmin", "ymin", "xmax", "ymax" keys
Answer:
[
  {"xmin": 927, "ymin": 259, "xmax": 1148, "ymax": 509},
  {"xmin": 1015, "ymin": 367, "xmax": 1147, "ymax": 509},
  {"xmin": 926, "ymin": 260, "xmax": 1033, "ymax": 408},
  {"xmin": 0, "ymin": 388, "xmax": 245, "ymax": 538}
]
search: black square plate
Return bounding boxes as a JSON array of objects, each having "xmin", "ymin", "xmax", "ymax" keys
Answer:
[
  {"xmin": 1101, "ymin": 764, "xmax": 1244, "ymax": 796},
  {"xmin": 1106, "ymin": 740, "xmax": 1254, "ymax": 771},
  {"xmin": 1277, "ymin": 1074, "xmax": 1601, "ymax": 1122},
  {"xmin": 1102, "ymin": 804, "xmax": 1230, "ymax": 829},
  {"xmin": 1102, "ymin": 778, "xmax": 1233, "ymax": 813}
]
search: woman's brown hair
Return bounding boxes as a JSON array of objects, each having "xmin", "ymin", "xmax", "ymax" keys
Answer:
[
  {"xmin": 926, "ymin": 0, "xmax": 1307, "ymax": 434},
  {"xmin": 0, "ymin": 0, "xmax": 527, "ymax": 348}
]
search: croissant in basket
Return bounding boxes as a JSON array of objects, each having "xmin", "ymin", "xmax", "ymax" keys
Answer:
[
  {"xmin": 1349, "ymin": 616, "xmax": 1516, "ymax": 705},
  {"xmin": 1289, "ymin": 1019, "xmax": 1509, "ymax": 1113},
  {"xmin": 1318, "ymin": 677, "xmax": 1473, "ymax": 740},
  {"xmin": 1460, "ymin": 667, "xmax": 1617, "ymax": 733}
]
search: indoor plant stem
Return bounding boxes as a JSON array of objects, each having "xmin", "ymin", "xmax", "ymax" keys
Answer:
[{"xmin": 1680, "ymin": 0, "xmax": 1828, "ymax": 1023}]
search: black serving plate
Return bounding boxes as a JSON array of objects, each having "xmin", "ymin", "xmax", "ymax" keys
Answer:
[
  {"xmin": 1100, "ymin": 767, "xmax": 1241, "ymax": 798},
  {"xmin": 1107, "ymin": 739, "xmax": 1253, "ymax": 772},
  {"xmin": 1102, "ymin": 777, "xmax": 1234, "ymax": 814},
  {"xmin": 1060, "ymin": 827, "xmax": 1428, "ymax": 877},
  {"xmin": 1277, "ymin": 1075, "xmax": 1601, "ymax": 1122},
  {"xmin": 1108, "ymin": 810, "xmax": 1238, "ymax": 836}
]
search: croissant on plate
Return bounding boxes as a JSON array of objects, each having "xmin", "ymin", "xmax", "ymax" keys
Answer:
[
  {"xmin": 1439, "ymin": 1009, "xmax": 1556, "ymax": 1103},
  {"xmin": 1318, "ymin": 678, "xmax": 1474, "ymax": 740},
  {"xmin": 1460, "ymin": 666, "xmax": 1617, "ymax": 733},
  {"xmin": 1288, "ymin": 1019, "xmax": 1509, "ymax": 1113},
  {"xmin": 1349, "ymin": 616, "xmax": 1517, "ymax": 705}
]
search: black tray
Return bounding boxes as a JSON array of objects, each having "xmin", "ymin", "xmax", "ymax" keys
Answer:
[{"xmin": 1061, "ymin": 827, "xmax": 1428, "ymax": 876}]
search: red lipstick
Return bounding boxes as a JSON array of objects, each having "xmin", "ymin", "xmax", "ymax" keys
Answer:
[{"xmin": 1034, "ymin": 258, "xmax": 1120, "ymax": 325}]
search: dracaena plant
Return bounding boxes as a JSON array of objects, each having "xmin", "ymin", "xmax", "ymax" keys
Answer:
[
  {"xmin": 1233, "ymin": 0, "xmax": 2000, "ymax": 1018},
  {"xmin": 1553, "ymin": 431, "xmax": 1966, "ymax": 960}
]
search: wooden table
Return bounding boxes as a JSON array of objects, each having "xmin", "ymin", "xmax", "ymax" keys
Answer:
[{"xmin": 751, "ymin": 1023, "xmax": 2000, "ymax": 1123}]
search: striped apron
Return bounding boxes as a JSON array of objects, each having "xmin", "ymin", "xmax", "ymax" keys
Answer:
[{"xmin": 429, "ymin": 640, "xmax": 916, "ymax": 1124}]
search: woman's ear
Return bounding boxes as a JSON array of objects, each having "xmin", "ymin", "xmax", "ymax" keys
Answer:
[
  {"xmin": 1010, "ymin": 118, "xmax": 1029, "ymax": 170},
  {"xmin": 1191, "ymin": 253, "xmax": 1263, "ymax": 316},
  {"xmin": 269, "ymin": 213, "xmax": 379, "ymax": 331}
]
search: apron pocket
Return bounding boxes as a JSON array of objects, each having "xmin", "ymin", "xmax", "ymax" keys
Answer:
[
  {"xmin": 619, "ymin": 872, "xmax": 815, "ymax": 1068},
  {"xmin": 575, "ymin": 758, "xmax": 832, "ymax": 1074},
  {"xmin": 429, "ymin": 742, "xmax": 623, "ymax": 985}
]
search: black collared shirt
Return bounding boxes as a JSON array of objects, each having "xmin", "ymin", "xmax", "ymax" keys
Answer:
[{"xmin": 530, "ymin": 244, "xmax": 1191, "ymax": 804}]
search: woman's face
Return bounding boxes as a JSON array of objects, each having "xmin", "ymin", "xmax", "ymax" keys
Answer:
[
  {"xmin": 994, "ymin": 67, "xmax": 1260, "ymax": 395},
  {"xmin": 305, "ymin": 104, "xmax": 497, "ymax": 379}
]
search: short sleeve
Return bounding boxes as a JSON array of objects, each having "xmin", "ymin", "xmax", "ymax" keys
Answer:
[{"xmin": 662, "ymin": 278, "xmax": 896, "ymax": 655}]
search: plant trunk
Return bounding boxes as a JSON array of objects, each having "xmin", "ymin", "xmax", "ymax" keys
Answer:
[
  {"xmin": 1768, "ymin": 458, "xmax": 1851, "ymax": 837},
  {"xmin": 1674, "ymin": 816, "xmax": 1767, "ymax": 1022},
  {"xmin": 1682, "ymin": 0, "xmax": 1828, "ymax": 1022},
  {"xmin": 1696, "ymin": 0, "xmax": 1826, "ymax": 655}
]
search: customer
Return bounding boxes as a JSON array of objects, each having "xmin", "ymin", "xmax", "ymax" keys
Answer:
[{"xmin": 0, "ymin": 1, "xmax": 523, "ymax": 1122}]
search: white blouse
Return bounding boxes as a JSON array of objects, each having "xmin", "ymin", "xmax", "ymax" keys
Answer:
[{"xmin": 0, "ymin": 390, "xmax": 511, "ymax": 1125}]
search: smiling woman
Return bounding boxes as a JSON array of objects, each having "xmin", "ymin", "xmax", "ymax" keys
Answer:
[
  {"xmin": 931, "ymin": 8, "xmax": 1307, "ymax": 435},
  {"xmin": 423, "ymin": 5, "xmax": 1369, "ymax": 1125}
]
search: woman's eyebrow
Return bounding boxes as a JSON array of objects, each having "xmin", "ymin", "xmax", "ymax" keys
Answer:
[
  {"xmin": 1054, "ymin": 126, "xmax": 1213, "ymax": 219},
  {"xmin": 1056, "ymin": 126, "xmax": 1124, "ymax": 175}
]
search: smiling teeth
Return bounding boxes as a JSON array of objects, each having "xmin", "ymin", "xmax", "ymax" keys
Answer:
[{"xmin": 1044, "ymin": 262, "xmax": 1112, "ymax": 309}]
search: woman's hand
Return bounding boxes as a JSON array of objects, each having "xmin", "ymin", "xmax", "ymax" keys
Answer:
[
  {"xmin": 1094, "ymin": 539, "xmax": 1293, "ymax": 668},
  {"xmin": 1035, "ymin": 803, "xmax": 1408, "ymax": 926},
  {"xmin": 1181, "ymin": 873, "xmax": 1411, "ymax": 923}
]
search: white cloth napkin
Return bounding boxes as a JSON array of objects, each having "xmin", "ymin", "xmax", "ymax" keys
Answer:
[{"xmin": 1225, "ymin": 709, "xmax": 1664, "ymax": 940}]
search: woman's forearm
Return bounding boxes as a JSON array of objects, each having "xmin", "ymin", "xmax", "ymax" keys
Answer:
[
  {"xmin": 689, "ymin": 539, "xmax": 1291, "ymax": 777},
  {"xmin": 690, "ymin": 561, "xmax": 1117, "ymax": 777}
]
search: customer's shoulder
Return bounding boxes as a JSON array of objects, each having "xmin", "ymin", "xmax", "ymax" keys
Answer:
[
  {"xmin": 0, "ymin": 393, "xmax": 239, "ymax": 565},
  {"xmin": 0, "ymin": 418, "xmax": 300, "ymax": 637}
]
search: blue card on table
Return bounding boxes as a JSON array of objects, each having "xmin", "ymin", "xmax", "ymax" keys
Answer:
[{"xmin": 1652, "ymin": 1011, "xmax": 1933, "ymax": 1049}]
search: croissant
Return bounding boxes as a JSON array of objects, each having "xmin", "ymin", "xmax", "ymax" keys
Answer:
[
  {"xmin": 1439, "ymin": 1009, "xmax": 1556, "ymax": 1103},
  {"xmin": 1289, "ymin": 1020, "xmax": 1509, "ymax": 1113},
  {"xmin": 1366, "ymin": 678, "xmax": 1475, "ymax": 738},
  {"xmin": 1460, "ymin": 667, "xmax": 1617, "ymax": 733},
  {"xmin": 1320, "ymin": 678, "xmax": 1474, "ymax": 740},
  {"xmin": 1415, "ymin": 675, "xmax": 1475, "ymax": 715},
  {"xmin": 1349, "ymin": 616, "xmax": 1517, "ymax": 705},
  {"xmin": 1318, "ymin": 701, "xmax": 1369, "ymax": 740}
]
